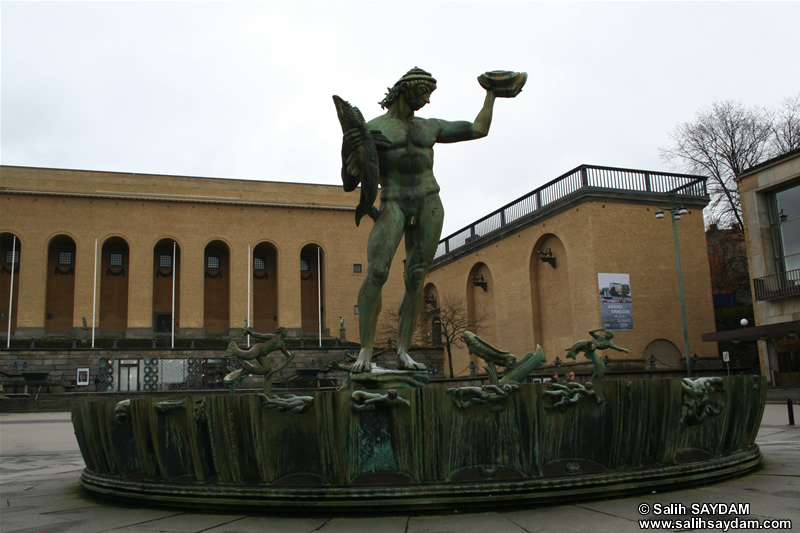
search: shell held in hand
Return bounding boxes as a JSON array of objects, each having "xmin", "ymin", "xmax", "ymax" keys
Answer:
[{"xmin": 477, "ymin": 71, "xmax": 527, "ymax": 98}]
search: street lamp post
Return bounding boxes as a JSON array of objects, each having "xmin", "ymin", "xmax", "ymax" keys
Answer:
[{"xmin": 655, "ymin": 194, "xmax": 692, "ymax": 378}]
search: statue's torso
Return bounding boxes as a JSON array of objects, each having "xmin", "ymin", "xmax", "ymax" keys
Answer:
[{"xmin": 368, "ymin": 115, "xmax": 440, "ymax": 202}]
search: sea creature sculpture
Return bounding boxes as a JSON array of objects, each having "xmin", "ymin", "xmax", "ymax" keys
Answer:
[
  {"xmin": 333, "ymin": 95, "xmax": 391, "ymax": 226},
  {"xmin": 462, "ymin": 330, "xmax": 516, "ymax": 385},
  {"xmin": 680, "ymin": 377, "xmax": 725, "ymax": 425},
  {"xmin": 565, "ymin": 328, "xmax": 631, "ymax": 380},
  {"xmin": 543, "ymin": 382, "xmax": 603, "ymax": 410},
  {"xmin": 351, "ymin": 388, "xmax": 410, "ymax": 412},
  {"xmin": 501, "ymin": 345, "xmax": 547, "ymax": 385},
  {"xmin": 223, "ymin": 326, "xmax": 294, "ymax": 394},
  {"xmin": 448, "ymin": 384, "xmax": 519, "ymax": 410},
  {"xmin": 259, "ymin": 394, "xmax": 315, "ymax": 414}
]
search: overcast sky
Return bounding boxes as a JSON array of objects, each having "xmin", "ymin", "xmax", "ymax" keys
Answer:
[{"xmin": 2, "ymin": 1, "xmax": 799, "ymax": 238}]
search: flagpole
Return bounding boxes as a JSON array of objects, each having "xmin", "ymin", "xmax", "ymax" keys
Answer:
[
  {"xmin": 317, "ymin": 246, "xmax": 322, "ymax": 347},
  {"xmin": 6, "ymin": 236, "xmax": 17, "ymax": 348},
  {"xmin": 171, "ymin": 241, "xmax": 176, "ymax": 348},
  {"xmin": 92, "ymin": 239, "xmax": 97, "ymax": 348},
  {"xmin": 247, "ymin": 244, "xmax": 251, "ymax": 348}
]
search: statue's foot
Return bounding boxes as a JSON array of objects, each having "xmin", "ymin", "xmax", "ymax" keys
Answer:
[
  {"xmin": 350, "ymin": 350, "xmax": 373, "ymax": 373},
  {"xmin": 397, "ymin": 352, "xmax": 426, "ymax": 371}
]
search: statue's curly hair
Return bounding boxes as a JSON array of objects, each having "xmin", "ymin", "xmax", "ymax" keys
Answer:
[
  {"xmin": 379, "ymin": 67, "xmax": 437, "ymax": 109},
  {"xmin": 379, "ymin": 79, "xmax": 437, "ymax": 109}
]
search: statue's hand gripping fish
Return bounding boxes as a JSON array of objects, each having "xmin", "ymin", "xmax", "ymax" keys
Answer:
[{"xmin": 332, "ymin": 95, "xmax": 391, "ymax": 226}]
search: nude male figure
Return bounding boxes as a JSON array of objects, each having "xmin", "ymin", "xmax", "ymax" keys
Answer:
[{"xmin": 348, "ymin": 67, "xmax": 497, "ymax": 373}]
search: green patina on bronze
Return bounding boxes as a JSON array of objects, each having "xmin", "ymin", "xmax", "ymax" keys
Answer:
[
  {"xmin": 565, "ymin": 328, "xmax": 631, "ymax": 380},
  {"xmin": 72, "ymin": 375, "xmax": 766, "ymax": 511},
  {"xmin": 223, "ymin": 327, "xmax": 294, "ymax": 394},
  {"xmin": 334, "ymin": 68, "xmax": 525, "ymax": 375}
]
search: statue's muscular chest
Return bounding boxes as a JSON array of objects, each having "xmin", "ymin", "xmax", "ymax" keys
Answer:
[{"xmin": 371, "ymin": 118, "xmax": 436, "ymax": 149}]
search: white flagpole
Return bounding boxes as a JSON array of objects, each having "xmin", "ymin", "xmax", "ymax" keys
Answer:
[
  {"xmin": 171, "ymin": 241, "xmax": 176, "ymax": 348},
  {"xmin": 247, "ymin": 244, "xmax": 251, "ymax": 348},
  {"xmin": 317, "ymin": 246, "xmax": 322, "ymax": 347},
  {"xmin": 6, "ymin": 236, "xmax": 17, "ymax": 348},
  {"xmin": 92, "ymin": 239, "xmax": 97, "ymax": 348}
]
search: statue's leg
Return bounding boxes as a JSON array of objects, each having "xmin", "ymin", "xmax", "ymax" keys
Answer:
[
  {"xmin": 352, "ymin": 204, "xmax": 405, "ymax": 373},
  {"xmin": 396, "ymin": 195, "xmax": 444, "ymax": 371},
  {"xmin": 589, "ymin": 352, "xmax": 605, "ymax": 380}
]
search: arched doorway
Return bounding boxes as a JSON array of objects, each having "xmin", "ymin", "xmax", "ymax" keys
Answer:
[
  {"xmin": 153, "ymin": 239, "xmax": 180, "ymax": 335},
  {"xmin": 45, "ymin": 235, "xmax": 77, "ymax": 333},
  {"xmin": 100, "ymin": 237, "xmax": 130, "ymax": 334},
  {"xmin": 204, "ymin": 240, "xmax": 230, "ymax": 335},
  {"xmin": 530, "ymin": 234, "xmax": 570, "ymax": 354},
  {"xmin": 252, "ymin": 242, "xmax": 278, "ymax": 332},
  {"xmin": 0, "ymin": 233, "xmax": 21, "ymax": 338},
  {"xmin": 644, "ymin": 339, "xmax": 682, "ymax": 368},
  {"xmin": 466, "ymin": 262, "xmax": 497, "ymax": 364},
  {"xmin": 300, "ymin": 244, "xmax": 325, "ymax": 336}
]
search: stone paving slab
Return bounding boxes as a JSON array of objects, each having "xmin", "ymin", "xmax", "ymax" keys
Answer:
[{"xmin": 1, "ymin": 406, "xmax": 798, "ymax": 533}]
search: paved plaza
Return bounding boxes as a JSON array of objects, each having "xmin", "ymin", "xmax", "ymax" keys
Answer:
[{"xmin": 1, "ymin": 404, "xmax": 798, "ymax": 533}]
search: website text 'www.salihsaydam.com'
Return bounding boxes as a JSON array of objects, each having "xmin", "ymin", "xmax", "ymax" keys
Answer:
[{"xmin": 637, "ymin": 502, "xmax": 792, "ymax": 531}]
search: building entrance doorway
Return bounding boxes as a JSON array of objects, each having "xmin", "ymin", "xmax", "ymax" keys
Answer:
[{"xmin": 118, "ymin": 360, "xmax": 140, "ymax": 392}]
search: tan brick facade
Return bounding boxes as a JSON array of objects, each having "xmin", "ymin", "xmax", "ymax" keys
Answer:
[
  {"xmin": 425, "ymin": 181, "xmax": 719, "ymax": 375},
  {"xmin": 2, "ymin": 165, "xmax": 720, "ymax": 380},
  {"xmin": 0, "ymin": 166, "xmax": 407, "ymax": 341}
]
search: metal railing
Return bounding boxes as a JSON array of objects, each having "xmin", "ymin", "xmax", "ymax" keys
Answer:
[
  {"xmin": 433, "ymin": 164, "xmax": 707, "ymax": 262},
  {"xmin": 753, "ymin": 268, "xmax": 800, "ymax": 301}
]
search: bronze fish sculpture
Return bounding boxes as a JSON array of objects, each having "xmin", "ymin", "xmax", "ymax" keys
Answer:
[
  {"xmin": 462, "ymin": 331, "xmax": 517, "ymax": 368},
  {"xmin": 332, "ymin": 95, "xmax": 390, "ymax": 226}
]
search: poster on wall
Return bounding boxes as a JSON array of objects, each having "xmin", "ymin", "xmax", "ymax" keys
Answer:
[
  {"xmin": 76, "ymin": 368, "xmax": 90, "ymax": 386},
  {"xmin": 598, "ymin": 273, "xmax": 633, "ymax": 330}
]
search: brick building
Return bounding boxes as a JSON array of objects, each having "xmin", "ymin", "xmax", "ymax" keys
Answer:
[{"xmin": 2, "ymin": 163, "xmax": 722, "ymax": 383}]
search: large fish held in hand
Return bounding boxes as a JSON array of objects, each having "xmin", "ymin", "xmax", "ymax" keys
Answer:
[{"xmin": 332, "ymin": 95, "xmax": 390, "ymax": 226}]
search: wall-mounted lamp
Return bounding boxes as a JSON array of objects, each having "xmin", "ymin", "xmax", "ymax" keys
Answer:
[
  {"xmin": 537, "ymin": 248, "xmax": 556, "ymax": 268},
  {"xmin": 424, "ymin": 294, "xmax": 437, "ymax": 307},
  {"xmin": 471, "ymin": 274, "xmax": 487, "ymax": 291}
]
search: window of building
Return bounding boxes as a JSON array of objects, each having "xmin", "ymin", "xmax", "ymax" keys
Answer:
[
  {"xmin": 254, "ymin": 256, "xmax": 267, "ymax": 272},
  {"xmin": 58, "ymin": 250, "xmax": 73, "ymax": 266},
  {"xmin": 207, "ymin": 255, "xmax": 220, "ymax": 270},
  {"xmin": 109, "ymin": 252, "xmax": 124, "ymax": 267},
  {"xmin": 5, "ymin": 249, "xmax": 19, "ymax": 265},
  {"xmin": 300, "ymin": 257, "xmax": 311, "ymax": 272},
  {"xmin": 353, "ymin": 264, "xmax": 362, "ymax": 273},
  {"xmin": 159, "ymin": 254, "xmax": 172, "ymax": 268},
  {"xmin": 770, "ymin": 182, "xmax": 800, "ymax": 272}
]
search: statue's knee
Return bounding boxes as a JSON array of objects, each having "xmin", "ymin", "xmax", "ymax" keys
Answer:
[
  {"xmin": 404, "ymin": 265, "xmax": 426, "ymax": 286},
  {"xmin": 367, "ymin": 265, "xmax": 391, "ymax": 285}
]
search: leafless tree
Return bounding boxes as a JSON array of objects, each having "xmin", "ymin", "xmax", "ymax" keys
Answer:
[
  {"xmin": 771, "ymin": 95, "xmax": 800, "ymax": 155},
  {"xmin": 660, "ymin": 100, "xmax": 774, "ymax": 231},
  {"xmin": 422, "ymin": 293, "xmax": 489, "ymax": 378}
]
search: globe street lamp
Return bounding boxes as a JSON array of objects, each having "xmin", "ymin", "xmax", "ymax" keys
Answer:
[{"xmin": 655, "ymin": 194, "xmax": 692, "ymax": 377}]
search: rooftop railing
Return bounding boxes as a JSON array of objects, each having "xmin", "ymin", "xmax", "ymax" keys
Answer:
[
  {"xmin": 753, "ymin": 268, "xmax": 800, "ymax": 301},
  {"xmin": 433, "ymin": 164, "xmax": 707, "ymax": 262}
]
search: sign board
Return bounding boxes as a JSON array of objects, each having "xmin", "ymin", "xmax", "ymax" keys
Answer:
[
  {"xmin": 76, "ymin": 368, "xmax": 90, "ymax": 386},
  {"xmin": 598, "ymin": 273, "xmax": 633, "ymax": 330}
]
